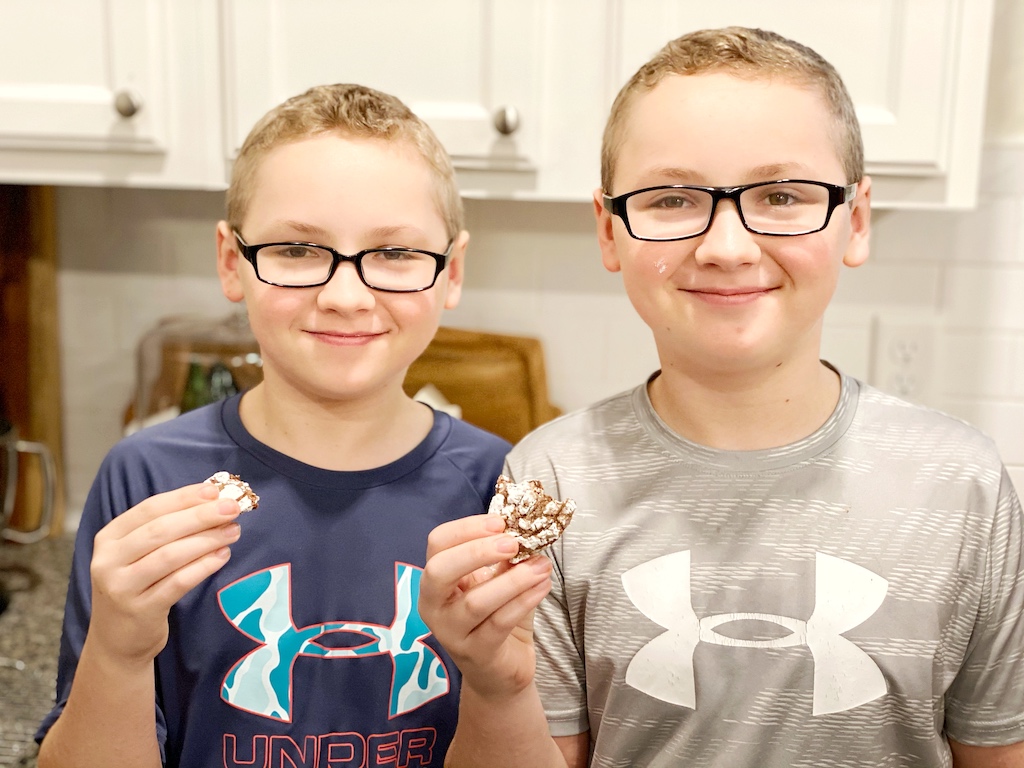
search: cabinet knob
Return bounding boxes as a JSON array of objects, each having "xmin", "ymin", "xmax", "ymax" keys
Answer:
[
  {"xmin": 114, "ymin": 89, "xmax": 143, "ymax": 118},
  {"xmin": 492, "ymin": 105, "xmax": 520, "ymax": 136}
]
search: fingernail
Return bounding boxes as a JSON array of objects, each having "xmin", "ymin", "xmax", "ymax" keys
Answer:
[
  {"xmin": 495, "ymin": 535, "xmax": 519, "ymax": 555},
  {"xmin": 528, "ymin": 555, "xmax": 551, "ymax": 572},
  {"xmin": 218, "ymin": 499, "xmax": 240, "ymax": 516},
  {"xmin": 199, "ymin": 484, "xmax": 219, "ymax": 500},
  {"xmin": 483, "ymin": 515, "xmax": 505, "ymax": 533},
  {"xmin": 226, "ymin": 523, "xmax": 241, "ymax": 540}
]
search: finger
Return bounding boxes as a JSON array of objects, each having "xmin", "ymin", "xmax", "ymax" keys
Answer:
[
  {"xmin": 142, "ymin": 543, "xmax": 235, "ymax": 609},
  {"xmin": 94, "ymin": 522, "xmax": 242, "ymax": 601},
  {"xmin": 101, "ymin": 483, "xmax": 224, "ymax": 540},
  {"xmin": 426, "ymin": 514, "xmax": 505, "ymax": 559},
  {"xmin": 422, "ymin": 533, "xmax": 520, "ymax": 601},
  {"xmin": 467, "ymin": 576, "xmax": 552, "ymax": 651},
  {"xmin": 461, "ymin": 559, "xmax": 513, "ymax": 591},
  {"xmin": 459, "ymin": 556, "xmax": 552, "ymax": 628},
  {"xmin": 101, "ymin": 495, "xmax": 241, "ymax": 568},
  {"xmin": 126, "ymin": 522, "xmax": 242, "ymax": 594},
  {"xmin": 429, "ymin": 556, "xmax": 552, "ymax": 646}
]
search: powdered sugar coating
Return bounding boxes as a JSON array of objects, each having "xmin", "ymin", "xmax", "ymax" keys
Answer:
[
  {"xmin": 488, "ymin": 475, "xmax": 575, "ymax": 563},
  {"xmin": 205, "ymin": 471, "xmax": 260, "ymax": 513}
]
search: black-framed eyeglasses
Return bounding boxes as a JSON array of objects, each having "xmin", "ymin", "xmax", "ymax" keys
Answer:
[
  {"xmin": 233, "ymin": 232, "xmax": 453, "ymax": 292},
  {"xmin": 603, "ymin": 179, "xmax": 859, "ymax": 242}
]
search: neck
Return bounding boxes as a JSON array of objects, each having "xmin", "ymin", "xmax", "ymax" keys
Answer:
[
  {"xmin": 237, "ymin": 377, "xmax": 434, "ymax": 471},
  {"xmin": 648, "ymin": 357, "xmax": 841, "ymax": 451}
]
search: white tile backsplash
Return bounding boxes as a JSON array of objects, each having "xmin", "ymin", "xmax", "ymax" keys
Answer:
[
  {"xmin": 937, "ymin": 399, "xmax": 1024, "ymax": 465},
  {"xmin": 869, "ymin": 209, "xmax": 956, "ymax": 263},
  {"xmin": 833, "ymin": 261, "xmax": 943, "ymax": 308},
  {"xmin": 445, "ymin": 288, "xmax": 656, "ymax": 412},
  {"xmin": 944, "ymin": 265, "xmax": 1024, "ymax": 329},
  {"xmin": 54, "ymin": 146, "xmax": 1024, "ymax": 517},
  {"xmin": 951, "ymin": 197, "xmax": 1024, "ymax": 264},
  {"xmin": 939, "ymin": 331, "xmax": 1020, "ymax": 398},
  {"xmin": 1009, "ymin": 467, "xmax": 1023, "ymax": 497},
  {"xmin": 1014, "ymin": 336, "xmax": 1024, "ymax": 397},
  {"xmin": 978, "ymin": 139, "xmax": 1024, "ymax": 195}
]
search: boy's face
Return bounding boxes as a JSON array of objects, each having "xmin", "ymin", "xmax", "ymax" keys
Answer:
[
  {"xmin": 595, "ymin": 72, "xmax": 870, "ymax": 377},
  {"xmin": 217, "ymin": 134, "xmax": 465, "ymax": 405}
]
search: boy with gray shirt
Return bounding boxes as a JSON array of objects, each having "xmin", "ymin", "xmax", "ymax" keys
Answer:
[{"xmin": 418, "ymin": 27, "xmax": 1024, "ymax": 768}]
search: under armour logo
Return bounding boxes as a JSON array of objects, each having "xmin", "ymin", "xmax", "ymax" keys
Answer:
[
  {"xmin": 621, "ymin": 551, "xmax": 888, "ymax": 715},
  {"xmin": 218, "ymin": 563, "xmax": 449, "ymax": 722}
]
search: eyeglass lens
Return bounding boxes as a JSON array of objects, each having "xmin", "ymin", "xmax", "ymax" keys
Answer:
[
  {"xmin": 255, "ymin": 244, "xmax": 438, "ymax": 290},
  {"xmin": 625, "ymin": 181, "xmax": 837, "ymax": 239}
]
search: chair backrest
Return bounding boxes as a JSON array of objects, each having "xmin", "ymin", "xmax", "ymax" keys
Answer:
[
  {"xmin": 404, "ymin": 326, "xmax": 561, "ymax": 444},
  {"xmin": 129, "ymin": 320, "xmax": 561, "ymax": 445}
]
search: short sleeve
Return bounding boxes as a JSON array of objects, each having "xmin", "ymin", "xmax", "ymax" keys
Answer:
[
  {"xmin": 534, "ymin": 544, "xmax": 590, "ymax": 737},
  {"xmin": 34, "ymin": 451, "xmax": 169, "ymax": 759},
  {"xmin": 505, "ymin": 460, "xmax": 590, "ymax": 738},
  {"xmin": 944, "ymin": 469, "xmax": 1024, "ymax": 745}
]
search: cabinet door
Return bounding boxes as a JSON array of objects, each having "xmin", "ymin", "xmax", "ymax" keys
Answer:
[
  {"xmin": 598, "ymin": 0, "xmax": 994, "ymax": 208},
  {"xmin": 0, "ymin": 0, "xmax": 166, "ymax": 154},
  {"xmin": 222, "ymin": 0, "xmax": 543, "ymax": 180}
]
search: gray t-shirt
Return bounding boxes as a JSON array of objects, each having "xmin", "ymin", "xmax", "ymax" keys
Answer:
[{"xmin": 505, "ymin": 371, "xmax": 1024, "ymax": 768}]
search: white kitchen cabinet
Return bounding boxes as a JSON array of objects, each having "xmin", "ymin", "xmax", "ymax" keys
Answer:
[
  {"xmin": 0, "ymin": 0, "xmax": 225, "ymax": 189},
  {"xmin": 220, "ymin": 0, "xmax": 545, "ymax": 197},
  {"xmin": 532, "ymin": 0, "xmax": 996, "ymax": 208},
  {"xmin": 0, "ymin": 0, "xmax": 995, "ymax": 208}
]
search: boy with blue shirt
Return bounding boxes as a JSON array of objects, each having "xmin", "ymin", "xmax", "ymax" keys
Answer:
[
  {"xmin": 419, "ymin": 27, "xmax": 1024, "ymax": 768},
  {"xmin": 36, "ymin": 83, "xmax": 509, "ymax": 768}
]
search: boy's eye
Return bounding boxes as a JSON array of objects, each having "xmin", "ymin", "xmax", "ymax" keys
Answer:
[
  {"xmin": 764, "ymin": 191, "xmax": 797, "ymax": 206},
  {"xmin": 264, "ymin": 244, "xmax": 323, "ymax": 259},
  {"xmin": 653, "ymin": 196, "xmax": 688, "ymax": 209},
  {"xmin": 750, "ymin": 184, "xmax": 815, "ymax": 207},
  {"xmin": 638, "ymin": 190, "xmax": 702, "ymax": 211},
  {"xmin": 373, "ymin": 249, "xmax": 415, "ymax": 261}
]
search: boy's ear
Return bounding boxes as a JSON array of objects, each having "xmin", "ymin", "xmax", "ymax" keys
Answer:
[
  {"xmin": 842, "ymin": 176, "xmax": 872, "ymax": 269},
  {"xmin": 216, "ymin": 221, "xmax": 246, "ymax": 303},
  {"xmin": 594, "ymin": 188, "xmax": 622, "ymax": 273},
  {"xmin": 442, "ymin": 229, "xmax": 469, "ymax": 310}
]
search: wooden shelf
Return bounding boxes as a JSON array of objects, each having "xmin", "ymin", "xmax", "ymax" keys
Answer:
[{"xmin": 0, "ymin": 185, "xmax": 65, "ymax": 536}]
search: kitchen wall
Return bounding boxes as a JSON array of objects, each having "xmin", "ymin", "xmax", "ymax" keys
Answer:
[{"xmin": 56, "ymin": 3, "xmax": 1024, "ymax": 522}]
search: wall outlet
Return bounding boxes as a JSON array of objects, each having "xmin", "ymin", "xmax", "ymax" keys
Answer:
[{"xmin": 870, "ymin": 317, "xmax": 939, "ymax": 405}]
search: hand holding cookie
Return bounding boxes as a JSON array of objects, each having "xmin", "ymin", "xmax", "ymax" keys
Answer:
[
  {"xmin": 419, "ymin": 477, "xmax": 575, "ymax": 700},
  {"xmin": 86, "ymin": 474, "xmax": 257, "ymax": 665}
]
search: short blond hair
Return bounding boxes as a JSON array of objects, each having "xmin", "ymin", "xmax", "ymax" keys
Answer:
[
  {"xmin": 601, "ymin": 27, "xmax": 863, "ymax": 193},
  {"xmin": 227, "ymin": 83, "xmax": 464, "ymax": 237}
]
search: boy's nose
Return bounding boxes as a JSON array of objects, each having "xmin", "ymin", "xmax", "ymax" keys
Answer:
[
  {"xmin": 316, "ymin": 261, "xmax": 376, "ymax": 311},
  {"xmin": 693, "ymin": 200, "xmax": 761, "ymax": 268}
]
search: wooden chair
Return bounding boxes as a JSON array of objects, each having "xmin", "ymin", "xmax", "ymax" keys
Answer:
[
  {"xmin": 129, "ymin": 324, "xmax": 560, "ymax": 445},
  {"xmin": 404, "ymin": 326, "xmax": 561, "ymax": 444}
]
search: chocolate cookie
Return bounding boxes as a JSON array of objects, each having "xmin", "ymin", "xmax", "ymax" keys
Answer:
[
  {"xmin": 205, "ymin": 471, "xmax": 260, "ymax": 513},
  {"xmin": 488, "ymin": 475, "xmax": 576, "ymax": 564}
]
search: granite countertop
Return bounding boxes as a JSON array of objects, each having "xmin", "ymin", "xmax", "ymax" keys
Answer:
[{"xmin": 0, "ymin": 534, "xmax": 74, "ymax": 768}]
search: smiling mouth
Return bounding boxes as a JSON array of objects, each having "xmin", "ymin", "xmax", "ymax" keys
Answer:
[
  {"xmin": 689, "ymin": 287, "xmax": 774, "ymax": 295},
  {"xmin": 684, "ymin": 287, "xmax": 777, "ymax": 304},
  {"xmin": 310, "ymin": 330, "xmax": 385, "ymax": 345}
]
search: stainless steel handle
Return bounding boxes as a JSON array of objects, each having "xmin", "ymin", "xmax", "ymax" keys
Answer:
[
  {"xmin": 493, "ymin": 105, "xmax": 520, "ymax": 136},
  {"xmin": 2, "ymin": 439, "xmax": 57, "ymax": 545},
  {"xmin": 114, "ymin": 89, "xmax": 143, "ymax": 118}
]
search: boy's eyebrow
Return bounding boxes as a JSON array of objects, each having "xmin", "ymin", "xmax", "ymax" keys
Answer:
[
  {"xmin": 275, "ymin": 221, "xmax": 332, "ymax": 241},
  {"xmin": 270, "ymin": 221, "xmax": 426, "ymax": 243},
  {"xmin": 746, "ymin": 162, "xmax": 816, "ymax": 180},
  {"xmin": 639, "ymin": 166, "xmax": 705, "ymax": 184},
  {"xmin": 364, "ymin": 224, "xmax": 428, "ymax": 241},
  {"xmin": 636, "ymin": 162, "xmax": 818, "ymax": 187}
]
